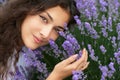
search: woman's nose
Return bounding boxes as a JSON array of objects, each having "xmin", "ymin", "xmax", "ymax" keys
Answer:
[{"xmin": 39, "ymin": 25, "xmax": 53, "ymax": 39}]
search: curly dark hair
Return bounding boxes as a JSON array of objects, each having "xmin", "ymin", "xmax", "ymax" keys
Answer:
[{"xmin": 0, "ymin": 0, "xmax": 79, "ymax": 77}]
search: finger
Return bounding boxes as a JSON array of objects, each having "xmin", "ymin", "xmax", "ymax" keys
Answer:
[
  {"xmin": 80, "ymin": 48, "xmax": 88, "ymax": 63},
  {"xmin": 84, "ymin": 48, "xmax": 88, "ymax": 62},
  {"xmin": 64, "ymin": 54, "xmax": 78, "ymax": 65},
  {"xmin": 80, "ymin": 62, "xmax": 89, "ymax": 70},
  {"xmin": 76, "ymin": 61, "xmax": 87, "ymax": 70},
  {"xmin": 73, "ymin": 48, "xmax": 87, "ymax": 67}
]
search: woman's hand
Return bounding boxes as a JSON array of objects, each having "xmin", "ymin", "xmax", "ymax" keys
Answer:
[{"xmin": 46, "ymin": 48, "xmax": 89, "ymax": 80}]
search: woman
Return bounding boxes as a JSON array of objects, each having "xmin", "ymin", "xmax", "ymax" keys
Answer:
[{"xmin": 0, "ymin": 0, "xmax": 89, "ymax": 80}]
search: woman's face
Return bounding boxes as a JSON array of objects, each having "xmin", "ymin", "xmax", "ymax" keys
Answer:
[{"xmin": 21, "ymin": 6, "xmax": 70, "ymax": 50}]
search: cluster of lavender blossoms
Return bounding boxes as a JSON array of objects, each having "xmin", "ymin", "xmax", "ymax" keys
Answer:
[
  {"xmin": 73, "ymin": 0, "xmax": 120, "ymax": 80},
  {"xmin": 14, "ymin": 47, "xmax": 49, "ymax": 80},
  {"xmin": 11, "ymin": 0, "xmax": 120, "ymax": 80},
  {"xmin": 48, "ymin": 0, "xmax": 120, "ymax": 79}
]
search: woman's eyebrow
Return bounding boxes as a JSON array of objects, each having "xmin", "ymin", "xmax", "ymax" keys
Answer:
[
  {"xmin": 44, "ymin": 11, "xmax": 65, "ymax": 31},
  {"xmin": 44, "ymin": 11, "xmax": 53, "ymax": 21}
]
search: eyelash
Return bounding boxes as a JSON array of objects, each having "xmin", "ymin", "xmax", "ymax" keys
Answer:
[
  {"xmin": 39, "ymin": 15, "xmax": 48, "ymax": 24},
  {"xmin": 54, "ymin": 28, "xmax": 64, "ymax": 33}
]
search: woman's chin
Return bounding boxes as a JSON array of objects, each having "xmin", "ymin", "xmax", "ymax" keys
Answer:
[{"xmin": 25, "ymin": 44, "xmax": 38, "ymax": 50}]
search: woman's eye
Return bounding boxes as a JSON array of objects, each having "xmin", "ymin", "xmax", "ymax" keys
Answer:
[
  {"xmin": 39, "ymin": 15, "xmax": 48, "ymax": 23},
  {"xmin": 54, "ymin": 28, "xmax": 64, "ymax": 33}
]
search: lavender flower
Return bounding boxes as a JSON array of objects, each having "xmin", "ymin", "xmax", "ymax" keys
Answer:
[
  {"xmin": 66, "ymin": 34, "xmax": 80, "ymax": 51},
  {"xmin": 116, "ymin": 23, "xmax": 120, "ymax": 40},
  {"xmin": 14, "ymin": 69, "xmax": 27, "ymax": 80},
  {"xmin": 114, "ymin": 50, "xmax": 120, "ymax": 64},
  {"xmin": 62, "ymin": 40, "xmax": 75, "ymax": 56},
  {"xmin": 99, "ymin": 65, "xmax": 108, "ymax": 80},
  {"xmin": 99, "ymin": 0, "xmax": 108, "ymax": 12},
  {"xmin": 100, "ymin": 45, "xmax": 107, "ymax": 54},
  {"xmin": 49, "ymin": 39, "xmax": 62, "ymax": 58},
  {"xmin": 108, "ymin": 62, "xmax": 116, "ymax": 78},
  {"xmin": 108, "ymin": 17, "xmax": 113, "ymax": 32},
  {"xmin": 111, "ymin": 36, "xmax": 117, "ymax": 48},
  {"xmin": 84, "ymin": 22, "xmax": 99, "ymax": 39},
  {"xmin": 74, "ymin": 15, "xmax": 82, "ymax": 28},
  {"xmin": 108, "ymin": 0, "xmax": 120, "ymax": 21},
  {"xmin": 88, "ymin": 44, "xmax": 98, "ymax": 61},
  {"xmin": 14, "ymin": 47, "xmax": 49, "ymax": 80},
  {"xmin": 99, "ymin": 62, "xmax": 116, "ymax": 80},
  {"xmin": 59, "ymin": 31, "xmax": 66, "ymax": 38},
  {"xmin": 75, "ymin": 0, "xmax": 98, "ymax": 20},
  {"xmin": 72, "ymin": 70, "xmax": 87, "ymax": 80}
]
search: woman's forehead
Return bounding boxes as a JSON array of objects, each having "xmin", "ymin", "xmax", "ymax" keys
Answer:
[{"xmin": 45, "ymin": 6, "xmax": 70, "ymax": 26}]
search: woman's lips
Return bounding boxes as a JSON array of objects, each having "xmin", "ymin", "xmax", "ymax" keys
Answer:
[{"xmin": 33, "ymin": 35, "xmax": 43, "ymax": 44}]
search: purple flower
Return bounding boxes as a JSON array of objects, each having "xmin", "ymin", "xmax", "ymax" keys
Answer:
[
  {"xmin": 108, "ymin": 0, "xmax": 120, "ymax": 21},
  {"xmin": 75, "ymin": 0, "xmax": 98, "ymax": 20},
  {"xmin": 49, "ymin": 39, "xmax": 62, "ymax": 58},
  {"xmin": 59, "ymin": 31, "xmax": 66, "ymax": 38},
  {"xmin": 108, "ymin": 17, "xmax": 113, "ymax": 32},
  {"xmin": 100, "ymin": 45, "xmax": 107, "ymax": 54},
  {"xmin": 49, "ymin": 39, "xmax": 58, "ymax": 49},
  {"xmin": 100, "ymin": 15, "xmax": 107, "ymax": 27},
  {"xmin": 84, "ymin": 22, "xmax": 99, "ymax": 39},
  {"xmin": 99, "ymin": 62, "xmax": 116, "ymax": 79},
  {"xmin": 72, "ymin": 70, "xmax": 87, "ymax": 80},
  {"xmin": 88, "ymin": 44, "xmax": 98, "ymax": 61},
  {"xmin": 111, "ymin": 36, "xmax": 117, "ymax": 48},
  {"xmin": 62, "ymin": 40, "xmax": 75, "ymax": 56},
  {"xmin": 14, "ymin": 69, "xmax": 27, "ymax": 80},
  {"xmin": 116, "ymin": 23, "xmax": 120, "ymax": 40},
  {"xmin": 19, "ymin": 47, "xmax": 49, "ymax": 79},
  {"xmin": 66, "ymin": 34, "xmax": 80, "ymax": 51},
  {"xmin": 74, "ymin": 15, "xmax": 82, "ymax": 29},
  {"xmin": 108, "ymin": 62, "xmax": 116, "ymax": 78},
  {"xmin": 101, "ymin": 28, "xmax": 108, "ymax": 38},
  {"xmin": 99, "ymin": 0, "xmax": 108, "ymax": 12},
  {"xmin": 99, "ymin": 65, "xmax": 108, "ymax": 79},
  {"xmin": 114, "ymin": 51, "xmax": 120, "ymax": 64}
]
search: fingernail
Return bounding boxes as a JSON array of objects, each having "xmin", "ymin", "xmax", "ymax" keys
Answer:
[
  {"xmin": 83, "ymin": 48, "xmax": 86, "ymax": 53},
  {"xmin": 73, "ymin": 54, "xmax": 78, "ymax": 58},
  {"xmin": 84, "ymin": 48, "xmax": 88, "ymax": 54},
  {"xmin": 84, "ymin": 48, "xmax": 86, "ymax": 52}
]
